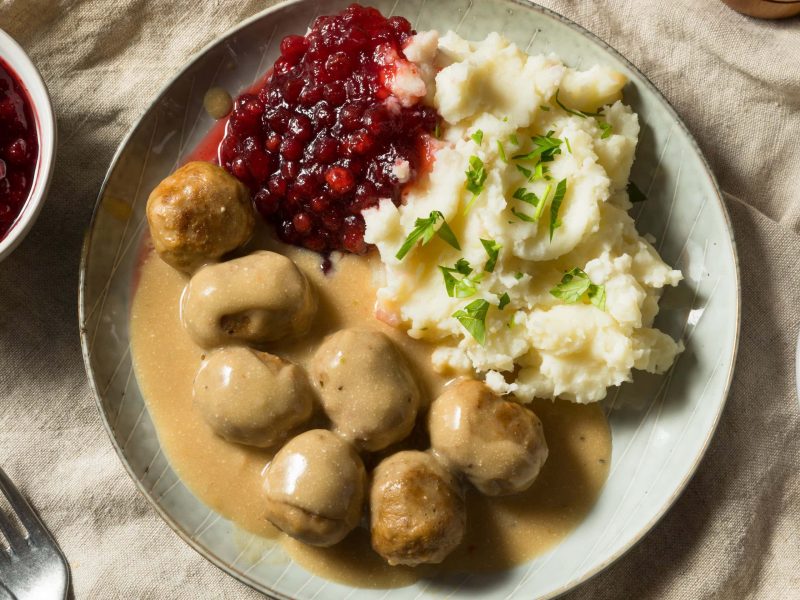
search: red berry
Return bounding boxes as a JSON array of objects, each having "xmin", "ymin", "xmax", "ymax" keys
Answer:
[
  {"xmin": 293, "ymin": 212, "xmax": 313, "ymax": 233},
  {"xmin": 280, "ymin": 35, "xmax": 308, "ymax": 62},
  {"xmin": 325, "ymin": 166, "xmax": 355, "ymax": 195}
]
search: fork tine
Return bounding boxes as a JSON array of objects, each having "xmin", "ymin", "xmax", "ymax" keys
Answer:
[
  {"xmin": 0, "ymin": 467, "xmax": 45, "ymax": 542},
  {"xmin": 0, "ymin": 511, "xmax": 27, "ymax": 553}
]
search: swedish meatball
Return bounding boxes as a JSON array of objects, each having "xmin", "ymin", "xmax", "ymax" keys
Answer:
[
  {"xmin": 193, "ymin": 347, "xmax": 313, "ymax": 448},
  {"xmin": 264, "ymin": 430, "xmax": 366, "ymax": 547},
  {"xmin": 146, "ymin": 161, "xmax": 254, "ymax": 272},
  {"xmin": 309, "ymin": 329, "xmax": 419, "ymax": 452},
  {"xmin": 370, "ymin": 451, "xmax": 465, "ymax": 566},
  {"xmin": 182, "ymin": 251, "xmax": 317, "ymax": 348},
  {"xmin": 428, "ymin": 379, "xmax": 548, "ymax": 496}
]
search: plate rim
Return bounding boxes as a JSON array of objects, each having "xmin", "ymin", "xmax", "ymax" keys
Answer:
[{"xmin": 78, "ymin": 1, "xmax": 742, "ymax": 598}]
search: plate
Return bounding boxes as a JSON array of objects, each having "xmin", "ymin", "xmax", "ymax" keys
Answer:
[{"xmin": 79, "ymin": 0, "xmax": 740, "ymax": 598}]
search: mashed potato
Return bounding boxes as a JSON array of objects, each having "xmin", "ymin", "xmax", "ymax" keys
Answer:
[{"xmin": 363, "ymin": 32, "xmax": 683, "ymax": 403}]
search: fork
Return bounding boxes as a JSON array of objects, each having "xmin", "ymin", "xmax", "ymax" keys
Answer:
[{"xmin": 0, "ymin": 467, "xmax": 69, "ymax": 599}]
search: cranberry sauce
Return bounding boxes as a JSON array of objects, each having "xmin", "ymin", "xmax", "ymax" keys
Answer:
[
  {"xmin": 220, "ymin": 3, "xmax": 438, "ymax": 254},
  {"xmin": 0, "ymin": 58, "xmax": 38, "ymax": 240}
]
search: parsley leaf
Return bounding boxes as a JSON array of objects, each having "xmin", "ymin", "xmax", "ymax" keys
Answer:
[
  {"xmin": 514, "ymin": 272, "xmax": 524, "ymax": 280},
  {"xmin": 587, "ymin": 282, "xmax": 606, "ymax": 310},
  {"xmin": 471, "ymin": 129, "xmax": 484, "ymax": 144},
  {"xmin": 512, "ymin": 183, "xmax": 550, "ymax": 223},
  {"xmin": 480, "ymin": 238, "xmax": 501, "ymax": 272},
  {"xmin": 554, "ymin": 88, "xmax": 603, "ymax": 118},
  {"xmin": 453, "ymin": 257, "xmax": 472, "ymax": 275},
  {"xmin": 517, "ymin": 162, "xmax": 549, "ymax": 182},
  {"xmin": 512, "ymin": 131, "xmax": 563, "ymax": 163},
  {"xmin": 464, "ymin": 155, "xmax": 488, "ymax": 213},
  {"xmin": 565, "ymin": 137, "xmax": 572, "ymax": 153},
  {"xmin": 550, "ymin": 268, "xmax": 591, "ymax": 303},
  {"xmin": 628, "ymin": 181, "xmax": 646, "ymax": 203},
  {"xmin": 496, "ymin": 140, "xmax": 507, "ymax": 163},
  {"xmin": 550, "ymin": 268, "xmax": 606, "ymax": 310},
  {"xmin": 434, "ymin": 121, "xmax": 441, "ymax": 139},
  {"xmin": 509, "ymin": 133, "xmax": 519, "ymax": 146},
  {"xmin": 516, "ymin": 164, "xmax": 532, "ymax": 180},
  {"xmin": 439, "ymin": 259, "xmax": 482, "ymax": 298},
  {"xmin": 540, "ymin": 105, "xmax": 551, "ymax": 111},
  {"xmin": 549, "ymin": 178, "xmax": 567, "ymax": 241},
  {"xmin": 497, "ymin": 292, "xmax": 510, "ymax": 310},
  {"xmin": 554, "ymin": 89, "xmax": 612, "ymax": 137},
  {"xmin": 452, "ymin": 299, "xmax": 490, "ymax": 345},
  {"xmin": 395, "ymin": 211, "xmax": 461, "ymax": 260},
  {"xmin": 436, "ymin": 218, "xmax": 460, "ymax": 251},
  {"xmin": 511, "ymin": 208, "xmax": 537, "ymax": 223}
]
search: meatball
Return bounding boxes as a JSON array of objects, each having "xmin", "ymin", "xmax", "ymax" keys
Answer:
[
  {"xmin": 370, "ymin": 451, "xmax": 465, "ymax": 566},
  {"xmin": 182, "ymin": 251, "xmax": 317, "ymax": 348},
  {"xmin": 309, "ymin": 329, "xmax": 420, "ymax": 452},
  {"xmin": 263, "ymin": 430, "xmax": 366, "ymax": 547},
  {"xmin": 428, "ymin": 379, "xmax": 548, "ymax": 496},
  {"xmin": 193, "ymin": 347, "xmax": 313, "ymax": 448},
  {"xmin": 146, "ymin": 161, "xmax": 254, "ymax": 272}
]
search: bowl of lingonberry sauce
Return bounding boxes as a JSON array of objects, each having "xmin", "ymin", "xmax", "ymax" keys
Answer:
[{"xmin": 0, "ymin": 28, "xmax": 56, "ymax": 262}]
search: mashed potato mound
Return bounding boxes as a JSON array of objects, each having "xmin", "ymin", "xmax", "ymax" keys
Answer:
[{"xmin": 363, "ymin": 31, "xmax": 683, "ymax": 404}]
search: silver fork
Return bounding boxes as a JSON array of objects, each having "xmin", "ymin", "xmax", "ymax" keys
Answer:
[{"xmin": 0, "ymin": 467, "xmax": 69, "ymax": 599}]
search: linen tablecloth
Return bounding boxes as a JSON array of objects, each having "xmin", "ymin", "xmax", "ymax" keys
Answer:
[{"xmin": 1, "ymin": 0, "xmax": 798, "ymax": 597}]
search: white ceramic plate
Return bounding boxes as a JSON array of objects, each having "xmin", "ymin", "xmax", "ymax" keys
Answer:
[{"xmin": 79, "ymin": 1, "xmax": 740, "ymax": 598}]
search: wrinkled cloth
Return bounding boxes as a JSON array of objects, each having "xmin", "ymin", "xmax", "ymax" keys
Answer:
[{"xmin": 0, "ymin": 0, "xmax": 798, "ymax": 598}]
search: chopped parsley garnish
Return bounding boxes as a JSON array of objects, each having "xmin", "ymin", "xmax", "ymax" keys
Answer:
[
  {"xmin": 452, "ymin": 299, "xmax": 490, "ymax": 345},
  {"xmin": 509, "ymin": 133, "xmax": 519, "ymax": 146},
  {"xmin": 496, "ymin": 140, "xmax": 507, "ymax": 163},
  {"xmin": 434, "ymin": 121, "xmax": 441, "ymax": 139},
  {"xmin": 564, "ymin": 137, "xmax": 572, "ymax": 153},
  {"xmin": 587, "ymin": 283, "xmax": 606, "ymax": 310},
  {"xmin": 502, "ymin": 116, "xmax": 509, "ymax": 122},
  {"xmin": 514, "ymin": 272, "xmax": 524, "ymax": 280},
  {"xmin": 497, "ymin": 292, "xmax": 511, "ymax": 310},
  {"xmin": 516, "ymin": 164, "xmax": 532, "ymax": 179},
  {"xmin": 550, "ymin": 268, "xmax": 606, "ymax": 310},
  {"xmin": 517, "ymin": 163, "xmax": 549, "ymax": 182},
  {"xmin": 480, "ymin": 238, "xmax": 501, "ymax": 272},
  {"xmin": 511, "ymin": 184, "xmax": 550, "ymax": 223},
  {"xmin": 554, "ymin": 88, "xmax": 603, "ymax": 118},
  {"xmin": 439, "ymin": 259, "xmax": 482, "ymax": 298},
  {"xmin": 549, "ymin": 178, "xmax": 567, "ymax": 241},
  {"xmin": 471, "ymin": 129, "xmax": 484, "ymax": 144},
  {"xmin": 464, "ymin": 155, "xmax": 488, "ymax": 213},
  {"xmin": 628, "ymin": 181, "xmax": 646, "ymax": 203},
  {"xmin": 554, "ymin": 89, "xmax": 613, "ymax": 137},
  {"xmin": 512, "ymin": 131, "xmax": 562, "ymax": 163},
  {"xmin": 540, "ymin": 105, "xmax": 551, "ymax": 111},
  {"xmin": 395, "ymin": 211, "xmax": 460, "ymax": 260}
]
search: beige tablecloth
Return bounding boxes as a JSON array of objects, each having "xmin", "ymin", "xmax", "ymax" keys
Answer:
[{"xmin": 1, "ymin": 0, "xmax": 798, "ymax": 598}]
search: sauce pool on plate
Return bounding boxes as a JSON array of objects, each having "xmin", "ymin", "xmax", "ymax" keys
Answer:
[
  {"xmin": 129, "ymin": 229, "xmax": 612, "ymax": 588},
  {"xmin": 0, "ymin": 58, "xmax": 38, "ymax": 240}
]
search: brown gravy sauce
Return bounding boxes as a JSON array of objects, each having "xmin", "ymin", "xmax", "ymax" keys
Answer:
[{"xmin": 129, "ymin": 231, "xmax": 612, "ymax": 588}]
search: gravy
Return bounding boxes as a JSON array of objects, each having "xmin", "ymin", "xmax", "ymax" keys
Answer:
[{"xmin": 129, "ymin": 232, "xmax": 611, "ymax": 588}]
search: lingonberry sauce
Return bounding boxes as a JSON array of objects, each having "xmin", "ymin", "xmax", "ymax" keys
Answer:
[
  {"xmin": 220, "ymin": 3, "xmax": 438, "ymax": 254},
  {"xmin": 0, "ymin": 58, "xmax": 38, "ymax": 241}
]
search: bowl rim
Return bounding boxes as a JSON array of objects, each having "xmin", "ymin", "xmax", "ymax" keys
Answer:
[
  {"xmin": 0, "ymin": 27, "xmax": 57, "ymax": 260},
  {"xmin": 78, "ymin": 1, "xmax": 741, "ymax": 598}
]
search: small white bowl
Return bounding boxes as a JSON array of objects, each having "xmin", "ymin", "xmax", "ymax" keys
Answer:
[{"xmin": 0, "ymin": 28, "xmax": 56, "ymax": 262}]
